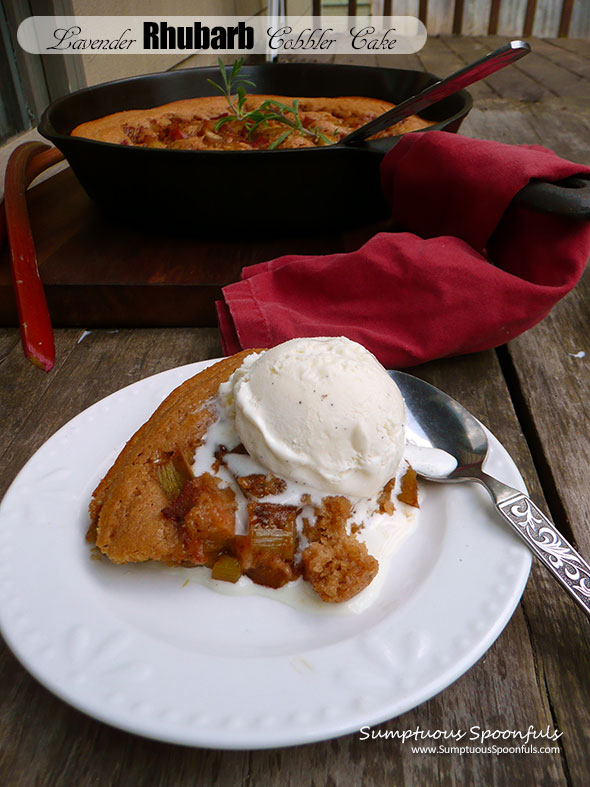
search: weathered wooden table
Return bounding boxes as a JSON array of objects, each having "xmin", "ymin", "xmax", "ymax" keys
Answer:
[{"xmin": 0, "ymin": 36, "xmax": 588, "ymax": 786}]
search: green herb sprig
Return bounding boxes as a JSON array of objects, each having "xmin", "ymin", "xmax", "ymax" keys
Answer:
[
  {"xmin": 207, "ymin": 57, "xmax": 332, "ymax": 149},
  {"xmin": 207, "ymin": 57, "xmax": 256, "ymax": 123}
]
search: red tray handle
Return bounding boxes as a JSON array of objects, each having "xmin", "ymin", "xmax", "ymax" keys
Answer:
[{"xmin": 3, "ymin": 143, "xmax": 65, "ymax": 371}]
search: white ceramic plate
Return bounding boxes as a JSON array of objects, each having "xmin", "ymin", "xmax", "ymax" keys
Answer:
[{"xmin": 0, "ymin": 360, "xmax": 531, "ymax": 749}]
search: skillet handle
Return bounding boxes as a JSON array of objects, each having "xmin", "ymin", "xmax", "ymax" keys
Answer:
[
  {"xmin": 513, "ymin": 175, "xmax": 590, "ymax": 219},
  {"xmin": 368, "ymin": 140, "xmax": 590, "ymax": 219}
]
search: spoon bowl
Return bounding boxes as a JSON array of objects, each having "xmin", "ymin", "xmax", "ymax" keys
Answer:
[{"xmin": 389, "ymin": 370, "xmax": 590, "ymax": 618}]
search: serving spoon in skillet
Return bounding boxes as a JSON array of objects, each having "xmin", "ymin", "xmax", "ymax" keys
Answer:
[
  {"xmin": 389, "ymin": 370, "xmax": 590, "ymax": 618},
  {"xmin": 342, "ymin": 40, "xmax": 531, "ymax": 145}
]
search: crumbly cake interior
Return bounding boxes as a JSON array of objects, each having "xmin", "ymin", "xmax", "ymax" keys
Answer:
[
  {"xmin": 71, "ymin": 94, "xmax": 435, "ymax": 151},
  {"xmin": 87, "ymin": 353, "xmax": 419, "ymax": 603}
]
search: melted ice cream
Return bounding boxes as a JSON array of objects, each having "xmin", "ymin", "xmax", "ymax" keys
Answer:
[{"xmin": 187, "ymin": 356, "xmax": 419, "ymax": 614}]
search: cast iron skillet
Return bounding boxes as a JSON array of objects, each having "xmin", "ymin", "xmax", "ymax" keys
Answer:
[
  {"xmin": 38, "ymin": 62, "xmax": 472, "ymax": 233},
  {"xmin": 39, "ymin": 62, "xmax": 590, "ymax": 233}
]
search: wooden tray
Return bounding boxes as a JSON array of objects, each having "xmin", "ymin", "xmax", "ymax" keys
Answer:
[{"xmin": 0, "ymin": 166, "xmax": 388, "ymax": 328}]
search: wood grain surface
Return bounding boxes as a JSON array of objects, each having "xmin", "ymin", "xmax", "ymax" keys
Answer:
[
  {"xmin": 0, "ymin": 170, "xmax": 392, "ymax": 328},
  {"xmin": 0, "ymin": 35, "xmax": 589, "ymax": 787}
]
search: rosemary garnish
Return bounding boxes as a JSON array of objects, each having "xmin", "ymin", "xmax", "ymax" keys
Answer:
[{"xmin": 207, "ymin": 57, "xmax": 332, "ymax": 148}]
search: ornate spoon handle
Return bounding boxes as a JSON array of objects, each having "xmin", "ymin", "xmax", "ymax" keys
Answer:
[{"xmin": 479, "ymin": 473, "xmax": 590, "ymax": 618}]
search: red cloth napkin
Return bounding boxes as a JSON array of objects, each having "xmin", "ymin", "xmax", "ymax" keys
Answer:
[{"xmin": 217, "ymin": 131, "xmax": 590, "ymax": 366}]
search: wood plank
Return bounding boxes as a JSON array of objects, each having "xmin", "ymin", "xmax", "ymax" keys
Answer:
[
  {"xmin": 511, "ymin": 547, "xmax": 590, "ymax": 786},
  {"xmin": 456, "ymin": 98, "xmax": 543, "ymax": 146},
  {"xmin": 0, "ymin": 328, "xmax": 222, "ymax": 499},
  {"xmin": 488, "ymin": 0, "xmax": 502, "ymax": 35},
  {"xmin": 461, "ymin": 91, "xmax": 590, "ymax": 164},
  {"xmin": 484, "ymin": 33, "xmax": 590, "ymax": 97},
  {"xmin": 415, "ymin": 35, "xmax": 469, "ymax": 80},
  {"xmin": 0, "ymin": 328, "xmax": 19, "ymax": 362},
  {"xmin": 453, "ymin": 0, "xmax": 465, "ymax": 35},
  {"xmin": 375, "ymin": 51, "xmax": 423, "ymax": 72},
  {"xmin": 332, "ymin": 52, "xmax": 378, "ymax": 66},
  {"xmin": 425, "ymin": 0, "xmax": 455, "ymax": 35},
  {"xmin": 531, "ymin": 37, "xmax": 590, "ymax": 80},
  {"xmin": 0, "ymin": 653, "xmax": 249, "ymax": 786},
  {"xmin": 505, "ymin": 272, "xmax": 590, "ymax": 554},
  {"xmin": 3, "ymin": 36, "xmax": 590, "ymax": 785},
  {"xmin": 276, "ymin": 52, "xmax": 335, "ymax": 64},
  {"xmin": 525, "ymin": 96, "xmax": 590, "ymax": 164},
  {"xmin": 0, "ymin": 329, "xmax": 88, "ymax": 472},
  {"xmin": 247, "ymin": 586, "xmax": 561, "ymax": 786},
  {"xmin": 532, "ymin": 0, "xmax": 563, "ymax": 38},
  {"xmin": 559, "ymin": 0, "xmax": 575, "ymax": 38},
  {"xmin": 501, "ymin": 89, "xmax": 590, "ymax": 529},
  {"xmin": 0, "ymin": 328, "xmax": 247, "ymax": 787},
  {"xmin": 0, "ymin": 333, "xmax": 566, "ymax": 786},
  {"xmin": 544, "ymin": 38, "xmax": 590, "ymax": 58},
  {"xmin": 462, "ymin": 0, "xmax": 493, "ymax": 36},
  {"xmin": 391, "ymin": 352, "xmax": 573, "ymax": 786},
  {"xmin": 415, "ymin": 353, "xmax": 589, "ymax": 786},
  {"xmin": 497, "ymin": 0, "xmax": 529, "ymax": 37},
  {"xmin": 478, "ymin": 75, "xmax": 590, "ymax": 785},
  {"xmin": 0, "ymin": 168, "xmax": 248, "ymax": 328},
  {"xmin": 569, "ymin": 2, "xmax": 590, "ymax": 39},
  {"xmin": 458, "ymin": 94, "xmax": 590, "ymax": 163},
  {"xmin": 1, "ymin": 165, "xmax": 392, "ymax": 329},
  {"xmin": 443, "ymin": 36, "xmax": 552, "ymax": 101},
  {"xmin": 503, "ymin": 266, "xmax": 590, "ymax": 786},
  {"xmin": 439, "ymin": 35, "xmax": 500, "ymax": 97},
  {"xmin": 470, "ymin": 36, "xmax": 555, "ymax": 100},
  {"xmin": 372, "ymin": 0, "xmax": 419, "ymax": 16},
  {"xmin": 402, "ymin": 75, "xmax": 590, "ymax": 783},
  {"xmin": 418, "ymin": 0, "xmax": 428, "ymax": 26},
  {"xmin": 524, "ymin": 0, "xmax": 538, "ymax": 37}
]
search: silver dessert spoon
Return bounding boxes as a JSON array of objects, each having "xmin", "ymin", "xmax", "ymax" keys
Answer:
[{"xmin": 389, "ymin": 370, "xmax": 590, "ymax": 618}]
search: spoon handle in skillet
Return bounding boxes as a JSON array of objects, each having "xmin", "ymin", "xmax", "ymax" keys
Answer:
[
  {"xmin": 341, "ymin": 40, "xmax": 531, "ymax": 145},
  {"xmin": 477, "ymin": 473, "xmax": 590, "ymax": 618}
]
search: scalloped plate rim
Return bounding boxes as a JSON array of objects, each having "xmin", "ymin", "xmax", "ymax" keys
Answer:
[{"xmin": 0, "ymin": 358, "xmax": 532, "ymax": 749}]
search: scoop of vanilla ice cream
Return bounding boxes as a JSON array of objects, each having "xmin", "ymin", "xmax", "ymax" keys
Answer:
[{"xmin": 231, "ymin": 337, "xmax": 406, "ymax": 497}]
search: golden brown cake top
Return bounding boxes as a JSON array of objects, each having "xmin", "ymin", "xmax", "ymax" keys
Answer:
[
  {"xmin": 71, "ymin": 94, "xmax": 434, "ymax": 150},
  {"xmin": 87, "ymin": 350, "xmax": 419, "ymax": 603}
]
